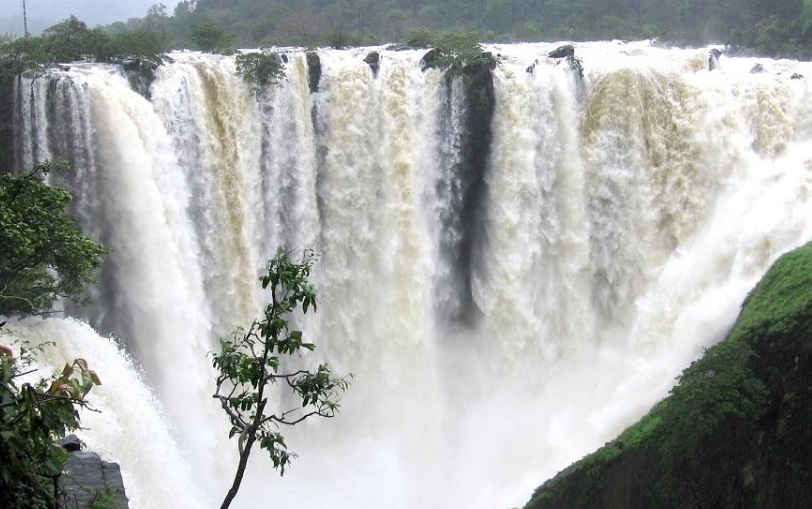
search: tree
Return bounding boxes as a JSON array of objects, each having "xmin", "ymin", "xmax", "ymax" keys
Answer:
[
  {"xmin": 0, "ymin": 161, "xmax": 103, "ymax": 509},
  {"xmin": 0, "ymin": 161, "xmax": 106, "ymax": 317},
  {"xmin": 235, "ymin": 50, "xmax": 285, "ymax": 93},
  {"xmin": 108, "ymin": 30, "xmax": 164, "ymax": 62},
  {"xmin": 212, "ymin": 251, "xmax": 350, "ymax": 509},
  {"xmin": 41, "ymin": 15, "xmax": 92, "ymax": 62},
  {"xmin": 0, "ymin": 339, "xmax": 101, "ymax": 509},
  {"xmin": 421, "ymin": 31, "xmax": 487, "ymax": 76},
  {"xmin": 0, "ymin": 36, "xmax": 51, "ymax": 76},
  {"xmin": 190, "ymin": 20, "xmax": 235, "ymax": 53}
]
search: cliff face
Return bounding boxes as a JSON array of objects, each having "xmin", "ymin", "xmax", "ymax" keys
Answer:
[{"xmin": 525, "ymin": 241, "xmax": 812, "ymax": 509}]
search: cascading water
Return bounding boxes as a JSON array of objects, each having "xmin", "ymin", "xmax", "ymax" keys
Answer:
[{"xmin": 6, "ymin": 40, "xmax": 812, "ymax": 508}]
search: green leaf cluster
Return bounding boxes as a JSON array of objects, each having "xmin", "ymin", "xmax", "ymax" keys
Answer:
[
  {"xmin": 191, "ymin": 21, "xmax": 236, "ymax": 54},
  {"xmin": 0, "ymin": 162, "xmax": 104, "ymax": 508},
  {"xmin": 0, "ymin": 37, "xmax": 51, "ymax": 76},
  {"xmin": 421, "ymin": 31, "xmax": 487, "ymax": 77},
  {"xmin": 0, "ymin": 337, "xmax": 101, "ymax": 509},
  {"xmin": 212, "ymin": 250, "xmax": 349, "ymax": 509},
  {"xmin": 89, "ymin": 486, "xmax": 124, "ymax": 509},
  {"xmin": 0, "ymin": 161, "xmax": 107, "ymax": 316},
  {"xmin": 235, "ymin": 51, "xmax": 286, "ymax": 95}
]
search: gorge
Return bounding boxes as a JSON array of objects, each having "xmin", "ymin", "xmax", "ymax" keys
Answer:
[{"xmin": 4, "ymin": 41, "xmax": 812, "ymax": 508}]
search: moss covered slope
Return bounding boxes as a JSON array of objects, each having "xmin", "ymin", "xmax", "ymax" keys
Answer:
[{"xmin": 525, "ymin": 241, "xmax": 812, "ymax": 509}]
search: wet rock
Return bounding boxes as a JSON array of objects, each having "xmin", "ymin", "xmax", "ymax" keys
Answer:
[
  {"xmin": 548, "ymin": 45, "xmax": 575, "ymax": 59},
  {"xmin": 57, "ymin": 442, "xmax": 129, "ymax": 509},
  {"xmin": 306, "ymin": 51, "xmax": 321, "ymax": 93},
  {"xmin": 58, "ymin": 434, "xmax": 83, "ymax": 453},
  {"xmin": 709, "ymin": 48, "xmax": 723, "ymax": 70},
  {"xmin": 364, "ymin": 51, "xmax": 380, "ymax": 77}
]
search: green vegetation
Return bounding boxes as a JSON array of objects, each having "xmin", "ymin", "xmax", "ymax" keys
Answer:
[
  {"xmin": 0, "ymin": 36, "xmax": 51, "ymax": 75},
  {"xmin": 212, "ymin": 251, "xmax": 350, "ymax": 509},
  {"xmin": 2, "ymin": 0, "xmax": 809, "ymax": 71},
  {"xmin": 235, "ymin": 51, "xmax": 286, "ymax": 93},
  {"xmin": 526, "ymin": 240, "xmax": 812, "ymax": 508},
  {"xmin": 190, "ymin": 20, "xmax": 235, "ymax": 54},
  {"xmin": 0, "ymin": 161, "xmax": 106, "ymax": 317},
  {"xmin": 732, "ymin": 243, "xmax": 812, "ymax": 341},
  {"xmin": 82, "ymin": 0, "xmax": 812, "ymax": 59},
  {"xmin": 89, "ymin": 486, "xmax": 123, "ymax": 509},
  {"xmin": 0, "ymin": 15, "xmax": 165, "ymax": 81},
  {"xmin": 0, "ymin": 343, "xmax": 101, "ymax": 509},
  {"xmin": 420, "ymin": 31, "xmax": 488, "ymax": 76},
  {"xmin": 0, "ymin": 162, "xmax": 104, "ymax": 509}
]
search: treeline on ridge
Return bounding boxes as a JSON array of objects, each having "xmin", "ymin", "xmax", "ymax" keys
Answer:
[{"xmin": 0, "ymin": 0, "xmax": 811, "ymax": 59}]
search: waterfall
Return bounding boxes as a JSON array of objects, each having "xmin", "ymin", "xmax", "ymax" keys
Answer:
[{"xmin": 8, "ymin": 41, "xmax": 812, "ymax": 509}]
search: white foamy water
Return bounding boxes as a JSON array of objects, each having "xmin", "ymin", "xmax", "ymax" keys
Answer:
[{"xmin": 8, "ymin": 40, "xmax": 812, "ymax": 508}]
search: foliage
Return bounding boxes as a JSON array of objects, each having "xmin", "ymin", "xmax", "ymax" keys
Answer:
[
  {"xmin": 0, "ymin": 160, "xmax": 104, "ymax": 508},
  {"xmin": 730, "ymin": 241, "xmax": 812, "ymax": 343},
  {"xmin": 14, "ymin": 0, "xmax": 805, "ymax": 58},
  {"xmin": 528, "ymin": 240, "xmax": 812, "ymax": 508},
  {"xmin": 0, "ymin": 161, "xmax": 106, "ymax": 317},
  {"xmin": 404, "ymin": 26, "xmax": 435, "ymax": 48},
  {"xmin": 191, "ymin": 20, "xmax": 235, "ymax": 53},
  {"xmin": 79, "ymin": 0, "xmax": 812, "ymax": 59},
  {"xmin": 0, "ymin": 335, "xmax": 101, "ymax": 509},
  {"xmin": 89, "ymin": 486, "xmax": 123, "ymax": 509},
  {"xmin": 235, "ymin": 51, "xmax": 286, "ymax": 89},
  {"xmin": 565, "ymin": 54, "xmax": 584, "ymax": 81},
  {"xmin": 212, "ymin": 251, "xmax": 350, "ymax": 509},
  {"xmin": 0, "ymin": 37, "xmax": 51, "ymax": 76},
  {"xmin": 422, "ymin": 31, "xmax": 487, "ymax": 76},
  {"xmin": 107, "ymin": 30, "xmax": 165, "ymax": 63},
  {"xmin": 41, "ymin": 15, "xmax": 93, "ymax": 63},
  {"xmin": 0, "ymin": 15, "xmax": 165, "ymax": 78}
]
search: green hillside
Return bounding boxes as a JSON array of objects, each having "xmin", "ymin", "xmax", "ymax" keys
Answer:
[{"xmin": 525, "ymin": 240, "xmax": 812, "ymax": 508}]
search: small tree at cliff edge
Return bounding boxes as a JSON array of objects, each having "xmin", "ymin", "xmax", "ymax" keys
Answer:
[
  {"xmin": 0, "ymin": 161, "xmax": 106, "ymax": 316},
  {"xmin": 212, "ymin": 250, "xmax": 350, "ymax": 509}
]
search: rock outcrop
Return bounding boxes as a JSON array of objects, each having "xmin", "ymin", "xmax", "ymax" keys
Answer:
[
  {"xmin": 709, "ymin": 47, "xmax": 723, "ymax": 70},
  {"xmin": 364, "ymin": 51, "xmax": 380, "ymax": 77},
  {"xmin": 548, "ymin": 44, "xmax": 575, "ymax": 59},
  {"xmin": 524, "ymin": 240, "xmax": 812, "ymax": 509},
  {"xmin": 57, "ymin": 436, "xmax": 129, "ymax": 509},
  {"xmin": 306, "ymin": 51, "xmax": 321, "ymax": 93}
]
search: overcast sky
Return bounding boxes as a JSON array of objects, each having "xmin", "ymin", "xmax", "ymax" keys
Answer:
[{"xmin": 1, "ymin": 0, "xmax": 180, "ymax": 34}]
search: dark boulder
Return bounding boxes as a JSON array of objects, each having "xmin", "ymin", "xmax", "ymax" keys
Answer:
[
  {"xmin": 306, "ymin": 51, "xmax": 321, "ymax": 94},
  {"xmin": 57, "ymin": 439, "xmax": 129, "ymax": 509},
  {"xmin": 364, "ymin": 51, "xmax": 380, "ymax": 77},
  {"xmin": 709, "ymin": 48, "xmax": 723, "ymax": 71},
  {"xmin": 751, "ymin": 63, "xmax": 765, "ymax": 74},
  {"xmin": 548, "ymin": 45, "xmax": 575, "ymax": 59},
  {"xmin": 58, "ymin": 434, "xmax": 83, "ymax": 453},
  {"xmin": 420, "ymin": 48, "xmax": 441, "ymax": 71}
]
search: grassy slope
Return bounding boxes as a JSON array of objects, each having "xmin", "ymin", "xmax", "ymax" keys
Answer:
[{"xmin": 525, "ymin": 241, "xmax": 812, "ymax": 509}]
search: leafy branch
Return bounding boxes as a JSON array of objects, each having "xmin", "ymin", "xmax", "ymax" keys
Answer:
[
  {"xmin": 212, "ymin": 250, "xmax": 350, "ymax": 509},
  {"xmin": 1, "ymin": 333, "xmax": 101, "ymax": 509}
]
